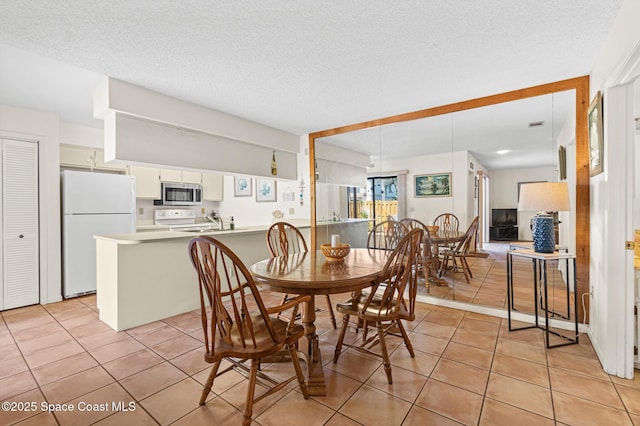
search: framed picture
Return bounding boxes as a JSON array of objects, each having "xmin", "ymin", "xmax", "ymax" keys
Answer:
[
  {"xmin": 256, "ymin": 179, "xmax": 277, "ymax": 202},
  {"xmin": 588, "ymin": 91, "xmax": 604, "ymax": 176},
  {"xmin": 414, "ymin": 173, "xmax": 451, "ymax": 197},
  {"xmin": 234, "ymin": 176, "xmax": 253, "ymax": 197}
]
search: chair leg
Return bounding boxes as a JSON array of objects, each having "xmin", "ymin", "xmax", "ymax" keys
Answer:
[
  {"xmin": 333, "ymin": 314, "xmax": 350, "ymax": 363},
  {"xmin": 396, "ymin": 320, "xmax": 415, "ymax": 358},
  {"xmin": 243, "ymin": 359, "xmax": 260, "ymax": 426},
  {"xmin": 377, "ymin": 323, "xmax": 393, "ymax": 384},
  {"xmin": 362, "ymin": 320, "xmax": 369, "ymax": 341},
  {"xmin": 325, "ymin": 295, "xmax": 337, "ymax": 329},
  {"xmin": 199, "ymin": 360, "xmax": 221, "ymax": 405},
  {"xmin": 287, "ymin": 343, "xmax": 309, "ymax": 399},
  {"xmin": 463, "ymin": 257, "xmax": 473, "ymax": 278},
  {"xmin": 439, "ymin": 254, "xmax": 450, "ymax": 277},
  {"xmin": 458, "ymin": 255, "xmax": 470, "ymax": 283}
]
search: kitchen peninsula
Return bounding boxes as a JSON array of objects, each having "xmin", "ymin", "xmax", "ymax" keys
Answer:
[{"xmin": 95, "ymin": 219, "xmax": 371, "ymax": 331}]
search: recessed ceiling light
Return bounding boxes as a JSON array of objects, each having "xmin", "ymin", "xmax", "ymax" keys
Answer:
[{"xmin": 497, "ymin": 150, "xmax": 509, "ymax": 155}]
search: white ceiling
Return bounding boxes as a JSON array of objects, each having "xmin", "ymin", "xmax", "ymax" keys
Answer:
[{"xmin": 0, "ymin": 1, "xmax": 623, "ymax": 169}]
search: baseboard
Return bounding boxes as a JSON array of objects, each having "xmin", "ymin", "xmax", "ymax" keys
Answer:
[{"xmin": 416, "ymin": 294, "xmax": 589, "ymax": 335}]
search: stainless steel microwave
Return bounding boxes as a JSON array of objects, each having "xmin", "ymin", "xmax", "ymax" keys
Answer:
[{"xmin": 160, "ymin": 182, "xmax": 202, "ymax": 206}]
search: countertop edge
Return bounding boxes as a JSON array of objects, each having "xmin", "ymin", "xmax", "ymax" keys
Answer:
[{"xmin": 95, "ymin": 218, "xmax": 373, "ymax": 244}]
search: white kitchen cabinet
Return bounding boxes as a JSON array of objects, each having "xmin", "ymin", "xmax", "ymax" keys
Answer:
[
  {"xmin": 59, "ymin": 144, "xmax": 126, "ymax": 172},
  {"xmin": 160, "ymin": 168, "xmax": 182, "ymax": 183},
  {"xmin": 160, "ymin": 169, "xmax": 202, "ymax": 185},
  {"xmin": 1, "ymin": 138, "xmax": 40, "ymax": 310},
  {"xmin": 182, "ymin": 171, "xmax": 202, "ymax": 184},
  {"xmin": 202, "ymin": 173, "xmax": 224, "ymax": 201},
  {"xmin": 60, "ymin": 144, "xmax": 95, "ymax": 168},
  {"xmin": 128, "ymin": 165, "xmax": 160, "ymax": 199}
]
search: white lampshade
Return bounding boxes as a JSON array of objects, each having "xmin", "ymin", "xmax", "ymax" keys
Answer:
[{"xmin": 518, "ymin": 182, "xmax": 571, "ymax": 212}]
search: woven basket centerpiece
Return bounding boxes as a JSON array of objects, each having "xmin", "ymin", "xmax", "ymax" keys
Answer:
[
  {"xmin": 426, "ymin": 225, "xmax": 439, "ymax": 235},
  {"xmin": 320, "ymin": 243, "xmax": 351, "ymax": 262}
]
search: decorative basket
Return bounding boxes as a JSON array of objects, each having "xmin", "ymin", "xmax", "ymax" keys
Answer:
[
  {"xmin": 320, "ymin": 243, "xmax": 351, "ymax": 262},
  {"xmin": 426, "ymin": 225, "xmax": 439, "ymax": 235}
]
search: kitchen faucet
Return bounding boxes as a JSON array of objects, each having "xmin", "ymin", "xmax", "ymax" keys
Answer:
[{"xmin": 204, "ymin": 212, "xmax": 223, "ymax": 230}]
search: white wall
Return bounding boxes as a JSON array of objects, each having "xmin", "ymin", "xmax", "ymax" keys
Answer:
[
  {"xmin": 585, "ymin": 0, "xmax": 640, "ymax": 377},
  {"xmin": 60, "ymin": 122, "xmax": 103, "ymax": 148},
  {"xmin": 489, "ymin": 166, "xmax": 554, "ymax": 240},
  {"xmin": 375, "ymin": 150, "xmax": 476, "ymax": 229},
  {"xmin": 0, "ymin": 105, "xmax": 62, "ymax": 304}
]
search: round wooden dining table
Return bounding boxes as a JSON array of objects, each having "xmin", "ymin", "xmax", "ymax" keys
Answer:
[
  {"xmin": 429, "ymin": 229, "xmax": 466, "ymax": 249},
  {"xmin": 250, "ymin": 248, "xmax": 389, "ymax": 396},
  {"xmin": 425, "ymin": 230, "xmax": 466, "ymax": 284}
]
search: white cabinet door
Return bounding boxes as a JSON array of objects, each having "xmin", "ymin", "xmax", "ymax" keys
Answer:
[
  {"xmin": 160, "ymin": 168, "xmax": 182, "ymax": 183},
  {"xmin": 202, "ymin": 173, "xmax": 224, "ymax": 201},
  {"xmin": 160, "ymin": 169, "xmax": 201, "ymax": 184},
  {"xmin": 60, "ymin": 145, "xmax": 127, "ymax": 172},
  {"xmin": 128, "ymin": 165, "xmax": 160, "ymax": 199},
  {"xmin": 182, "ymin": 171, "xmax": 202, "ymax": 184},
  {"xmin": 1, "ymin": 138, "xmax": 39, "ymax": 310},
  {"xmin": 60, "ymin": 144, "xmax": 95, "ymax": 168}
]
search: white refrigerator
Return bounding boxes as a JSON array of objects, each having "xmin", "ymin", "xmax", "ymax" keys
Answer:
[{"xmin": 61, "ymin": 170, "xmax": 136, "ymax": 298}]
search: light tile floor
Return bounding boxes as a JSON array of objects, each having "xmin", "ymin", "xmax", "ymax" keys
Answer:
[
  {"xmin": 1, "ymin": 288, "xmax": 640, "ymax": 425},
  {"xmin": 424, "ymin": 242, "xmax": 575, "ymax": 318}
]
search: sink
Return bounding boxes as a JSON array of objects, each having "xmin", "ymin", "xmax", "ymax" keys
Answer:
[
  {"xmin": 170, "ymin": 226, "xmax": 247, "ymax": 233},
  {"xmin": 170, "ymin": 225, "xmax": 219, "ymax": 233}
]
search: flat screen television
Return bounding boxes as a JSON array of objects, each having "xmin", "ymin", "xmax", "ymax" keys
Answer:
[{"xmin": 492, "ymin": 208, "xmax": 517, "ymax": 226}]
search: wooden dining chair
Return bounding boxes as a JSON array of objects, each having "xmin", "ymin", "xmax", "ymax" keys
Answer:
[
  {"xmin": 188, "ymin": 236, "xmax": 309, "ymax": 426},
  {"xmin": 399, "ymin": 218, "xmax": 439, "ymax": 283},
  {"xmin": 267, "ymin": 221, "xmax": 337, "ymax": 329},
  {"xmin": 367, "ymin": 220, "xmax": 408, "ymax": 251},
  {"xmin": 434, "ymin": 213, "xmax": 460, "ymax": 233},
  {"xmin": 438, "ymin": 216, "xmax": 480, "ymax": 283},
  {"xmin": 434, "ymin": 213, "xmax": 460, "ymax": 252},
  {"xmin": 333, "ymin": 227, "xmax": 423, "ymax": 384}
]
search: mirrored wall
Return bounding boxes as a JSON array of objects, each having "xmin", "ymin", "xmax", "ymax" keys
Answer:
[{"xmin": 309, "ymin": 77, "xmax": 590, "ymax": 321}]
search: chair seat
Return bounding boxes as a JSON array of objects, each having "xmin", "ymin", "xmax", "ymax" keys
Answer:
[
  {"xmin": 336, "ymin": 293, "xmax": 411, "ymax": 322},
  {"xmin": 207, "ymin": 314, "xmax": 304, "ymax": 361}
]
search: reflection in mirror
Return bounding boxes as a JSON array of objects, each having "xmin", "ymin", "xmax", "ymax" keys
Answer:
[{"xmin": 313, "ymin": 89, "xmax": 578, "ymax": 325}]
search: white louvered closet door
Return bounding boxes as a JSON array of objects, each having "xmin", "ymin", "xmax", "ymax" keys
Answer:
[{"xmin": 1, "ymin": 138, "xmax": 39, "ymax": 310}]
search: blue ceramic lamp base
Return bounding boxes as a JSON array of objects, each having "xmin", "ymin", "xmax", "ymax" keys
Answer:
[{"xmin": 532, "ymin": 214, "xmax": 555, "ymax": 253}]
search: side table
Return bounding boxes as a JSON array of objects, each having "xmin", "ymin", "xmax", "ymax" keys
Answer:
[
  {"xmin": 507, "ymin": 249, "xmax": 579, "ymax": 348},
  {"xmin": 508, "ymin": 243, "xmax": 570, "ymax": 319}
]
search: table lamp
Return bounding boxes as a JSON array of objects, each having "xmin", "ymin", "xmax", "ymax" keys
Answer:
[{"xmin": 517, "ymin": 182, "xmax": 570, "ymax": 253}]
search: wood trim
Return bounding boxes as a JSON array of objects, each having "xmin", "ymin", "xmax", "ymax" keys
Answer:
[
  {"xmin": 309, "ymin": 135, "xmax": 317, "ymax": 251},
  {"xmin": 574, "ymin": 76, "xmax": 590, "ymax": 322},
  {"xmin": 309, "ymin": 75, "xmax": 590, "ymax": 322}
]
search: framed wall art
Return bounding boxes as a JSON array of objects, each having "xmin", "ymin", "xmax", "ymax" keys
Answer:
[
  {"xmin": 256, "ymin": 179, "xmax": 277, "ymax": 202},
  {"xmin": 587, "ymin": 91, "xmax": 604, "ymax": 177},
  {"xmin": 234, "ymin": 176, "xmax": 253, "ymax": 197},
  {"xmin": 414, "ymin": 173, "xmax": 451, "ymax": 197}
]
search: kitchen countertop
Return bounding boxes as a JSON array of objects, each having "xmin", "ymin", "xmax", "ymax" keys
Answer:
[
  {"xmin": 96, "ymin": 225, "xmax": 272, "ymax": 244},
  {"xmin": 99, "ymin": 218, "xmax": 372, "ymax": 245}
]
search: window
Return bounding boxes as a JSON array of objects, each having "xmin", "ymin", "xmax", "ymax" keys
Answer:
[{"xmin": 347, "ymin": 176, "xmax": 398, "ymax": 225}]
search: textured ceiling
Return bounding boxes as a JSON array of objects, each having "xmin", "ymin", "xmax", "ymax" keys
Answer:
[{"xmin": 0, "ymin": 1, "xmax": 623, "ymax": 169}]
